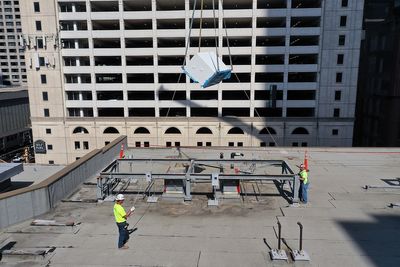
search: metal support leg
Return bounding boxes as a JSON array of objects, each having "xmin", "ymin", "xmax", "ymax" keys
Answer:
[
  {"xmin": 184, "ymin": 177, "xmax": 192, "ymax": 201},
  {"xmin": 291, "ymin": 222, "xmax": 310, "ymax": 261},
  {"xmin": 208, "ymin": 173, "xmax": 219, "ymax": 206},
  {"xmin": 292, "ymin": 175, "xmax": 300, "ymax": 203},
  {"xmin": 96, "ymin": 177, "xmax": 103, "ymax": 199},
  {"xmin": 270, "ymin": 221, "xmax": 288, "ymax": 260}
]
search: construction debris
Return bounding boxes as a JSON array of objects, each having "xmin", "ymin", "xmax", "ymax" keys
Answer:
[{"xmin": 31, "ymin": 219, "xmax": 79, "ymax": 227}]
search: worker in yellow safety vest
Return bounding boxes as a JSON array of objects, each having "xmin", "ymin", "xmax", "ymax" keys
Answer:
[
  {"xmin": 114, "ymin": 194, "xmax": 135, "ymax": 249},
  {"xmin": 298, "ymin": 164, "xmax": 309, "ymax": 204}
]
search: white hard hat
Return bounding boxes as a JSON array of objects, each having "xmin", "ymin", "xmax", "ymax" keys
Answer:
[{"xmin": 115, "ymin": 194, "xmax": 125, "ymax": 201}]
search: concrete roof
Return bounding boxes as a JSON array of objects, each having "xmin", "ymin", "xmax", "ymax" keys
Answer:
[
  {"xmin": 0, "ymin": 86, "xmax": 28, "ymax": 98},
  {"xmin": 1, "ymin": 147, "xmax": 400, "ymax": 267},
  {"xmin": 0, "ymin": 163, "xmax": 23, "ymax": 184}
]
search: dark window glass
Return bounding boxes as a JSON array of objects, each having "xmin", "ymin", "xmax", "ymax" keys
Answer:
[
  {"xmin": 335, "ymin": 90, "xmax": 342, "ymax": 101},
  {"xmin": 337, "ymin": 54, "xmax": 344, "ymax": 64},
  {"xmin": 36, "ymin": 20, "xmax": 42, "ymax": 31},
  {"xmin": 42, "ymin": 91, "xmax": 48, "ymax": 101},
  {"xmin": 334, "ymin": 108, "xmax": 340, "ymax": 117},
  {"xmin": 34, "ymin": 2, "xmax": 40, "ymax": 12},
  {"xmin": 340, "ymin": 16, "xmax": 347, "ymax": 27},
  {"xmin": 41, "ymin": 74, "xmax": 47, "ymax": 84},
  {"xmin": 336, "ymin": 72, "xmax": 343, "ymax": 83},
  {"xmin": 339, "ymin": 35, "xmax": 345, "ymax": 46}
]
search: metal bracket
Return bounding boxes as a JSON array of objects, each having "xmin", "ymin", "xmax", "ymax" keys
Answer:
[
  {"xmin": 147, "ymin": 196, "xmax": 158, "ymax": 203},
  {"xmin": 270, "ymin": 249, "xmax": 288, "ymax": 260},
  {"xmin": 208, "ymin": 173, "xmax": 219, "ymax": 206},
  {"xmin": 291, "ymin": 250, "xmax": 310, "ymax": 261},
  {"xmin": 145, "ymin": 172, "xmax": 152, "ymax": 183},
  {"xmin": 211, "ymin": 173, "xmax": 219, "ymax": 188}
]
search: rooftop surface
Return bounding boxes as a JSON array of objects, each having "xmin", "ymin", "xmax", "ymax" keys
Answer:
[
  {"xmin": 1, "ymin": 147, "xmax": 400, "ymax": 267},
  {"xmin": 0, "ymin": 164, "xmax": 65, "ymax": 192}
]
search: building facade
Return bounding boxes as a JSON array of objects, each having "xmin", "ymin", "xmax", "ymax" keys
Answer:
[
  {"xmin": 354, "ymin": 0, "xmax": 400, "ymax": 146},
  {"xmin": 0, "ymin": 87, "xmax": 31, "ymax": 155},
  {"xmin": 0, "ymin": 0, "xmax": 26, "ymax": 85},
  {"xmin": 20, "ymin": 0, "xmax": 364, "ymax": 164}
]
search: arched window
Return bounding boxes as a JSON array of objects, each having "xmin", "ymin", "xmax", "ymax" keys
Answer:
[
  {"xmin": 73, "ymin": 126, "xmax": 89, "ymax": 134},
  {"xmin": 292, "ymin": 127, "xmax": 309, "ymax": 135},
  {"xmin": 259, "ymin": 127, "xmax": 276, "ymax": 135},
  {"xmin": 165, "ymin": 127, "xmax": 181, "ymax": 134},
  {"xmin": 103, "ymin": 127, "xmax": 119, "ymax": 134},
  {"xmin": 196, "ymin": 127, "xmax": 212, "ymax": 134},
  {"xmin": 134, "ymin": 127, "xmax": 150, "ymax": 134},
  {"xmin": 227, "ymin": 127, "xmax": 244, "ymax": 134}
]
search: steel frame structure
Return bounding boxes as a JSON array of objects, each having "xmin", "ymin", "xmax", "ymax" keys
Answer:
[{"xmin": 97, "ymin": 158, "xmax": 300, "ymax": 203}]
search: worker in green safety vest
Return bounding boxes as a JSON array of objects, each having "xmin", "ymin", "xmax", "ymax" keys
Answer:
[
  {"xmin": 298, "ymin": 164, "xmax": 309, "ymax": 204},
  {"xmin": 114, "ymin": 194, "xmax": 135, "ymax": 249}
]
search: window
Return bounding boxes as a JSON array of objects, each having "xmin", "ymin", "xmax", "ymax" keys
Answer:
[
  {"xmin": 206, "ymin": 142, "xmax": 211, "ymax": 146},
  {"xmin": 47, "ymin": 144, "xmax": 53, "ymax": 150},
  {"xmin": 144, "ymin": 142, "xmax": 149, "ymax": 147},
  {"xmin": 105, "ymin": 141, "xmax": 110, "ymax": 145},
  {"xmin": 332, "ymin": 129, "xmax": 339, "ymax": 135},
  {"xmin": 228, "ymin": 142, "xmax": 234, "ymax": 146},
  {"xmin": 166, "ymin": 142, "xmax": 172, "ymax": 147},
  {"xmin": 49, "ymin": 160, "xmax": 54, "ymax": 164},
  {"xmin": 292, "ymin": 142, "xmax": 298, "ymax": 147},
  {"xmin": 44, "ymin": 108, "xmax": 49, "ymax": 117},
  {"xmin": 337, "ymin": 54, "xmax": 344, "ymax": 65},
  {"xmin": 334, "ymin": 108, "xmax": 340, "ymax": 117},
  {"xmin": 269, "ymin": 142, "xmax": 276, "ymax": 147},
  {"xmin": 37, "ymin": 38, "xmax": 44, "ymax": 48},
  {"xmin": 175, "ymin": 142, "xmax": 180, "ymax": 147},
  {"xmin": 341, "ymin": 0, "xmax": 348, "ymax": 7},
  {"xmin": 42, "ymin": 91, "xmax": 48, "ymax": 101},
  {"xmin": 301, "ymin": 142, "xmax": 308, "ymax": 147},
  {"xmin": 335, "ymin": 91, "xmax": 342, "ymax": 101},
  {"xmin": 237, "ymin": 142, "xmax": 243, "ymax": 147},
  {"xmin": 46, "ymin": 128, "xmax": 51, "ymax": 134},
  {"xmin": 135, "ymin": 142, "xmax": 141, "ymax": 147},
  {"xmin": 197, "ymin": 142, "xmax": 203, "ymax": 146},
  {"xmin": 336, "ymin": 72, "xmax": 343, "ymax": 83},
  {"xmin": 41, "ymin": 74, "xmax": 47, "ymax": 84},
  {"xmin": 340, "ymin": 16, "xmax": 347, "ymax": 27},
  {"xmin": 34, "ymin": 2, "xmax": 40, "ymax": 12},
  {"xmin": 74, "ymin": 141, "xmax": 80, "ymax": 149},
  {"xmin": 39, "ymin": 57, "xmax": 45, "ymax": 66},
  {"xmin": 83, "ymin": 141, "xmax": 89, "ymax": 149},
  {"xmin": 260, "ymin": 142, "xmax": 266, "ymax": 147},
  {"xmin": 338, "ymin": 35, "xmax": 345, "ymax": 46},
  {"xmin": 36, "ymin": 21, "xmax": 42, "ymax": 31}
]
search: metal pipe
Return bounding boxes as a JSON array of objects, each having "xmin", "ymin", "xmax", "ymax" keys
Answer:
[
  {"xmin": 297, "ymin": 222, "xmax": 303, "ymax": 251},
  {"xmin": 277, "ymin": 221, "xmax": 282, "ymax": 250}
]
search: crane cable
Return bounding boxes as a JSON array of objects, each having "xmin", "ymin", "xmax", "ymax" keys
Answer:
[
  {"xmin": 165, "ymin": 0, "xmax": 198, "ymax": 118},
  {"xmin": 212, "ymin": 0, "xmax": 220, "ymax": 71},
  {"xmin": 198, "ymin": 0, "xmax": 203, "ymax": 52},
  {"xmin": 164, "ymin": 0, "xmax": 279, "ymax": 149},
  {"xmin": 220, "ymin": 0, "xmax": 280, "ymax": 147}
]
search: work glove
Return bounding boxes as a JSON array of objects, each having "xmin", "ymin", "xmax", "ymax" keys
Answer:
[{"xmin": 130, "ymin": 206, "xmax": 135, "ymax": 212}]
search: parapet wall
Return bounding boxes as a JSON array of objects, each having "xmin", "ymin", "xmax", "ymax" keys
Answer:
[{"xmin": 0, "ymin": 136, "xmax": 127, "ymax": 229}]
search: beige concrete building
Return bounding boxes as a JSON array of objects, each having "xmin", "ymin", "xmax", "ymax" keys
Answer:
[{"xmin": 20, "ymin": 0, "xmax": 364, "ymax": 164}]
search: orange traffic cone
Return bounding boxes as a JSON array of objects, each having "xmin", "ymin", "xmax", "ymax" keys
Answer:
[
  {"xmin": 304, "ymin": 150, "xmax": 309, "ymax": 171},
  {"xmin": 119, "ymin": 144, "xmax": 125, "ymax": 159}
]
